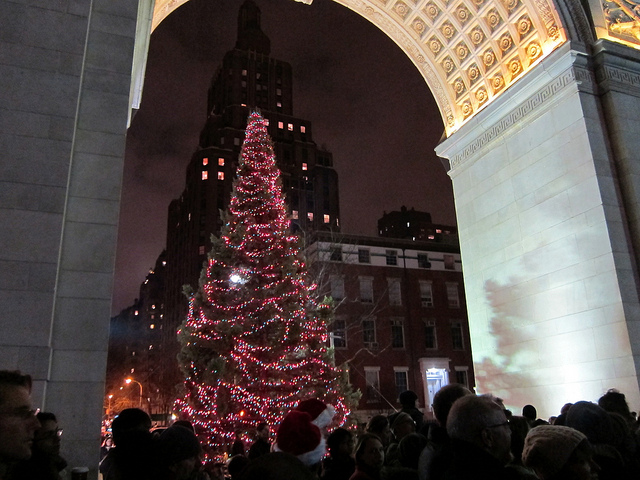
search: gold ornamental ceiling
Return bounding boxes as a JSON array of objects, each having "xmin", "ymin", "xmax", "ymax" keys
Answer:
[
  {"xmin": 335, "ymin": 0, "xmax": 567, "ymax": 135},
  {"xmin": 152, "ymin": 0, "xmax": 567, "ymax": 136}
]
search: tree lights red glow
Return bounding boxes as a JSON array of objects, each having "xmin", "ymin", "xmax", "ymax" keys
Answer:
[{"xmin": 175, "ymin": 111, "xmax": 354, "ymax": 458}]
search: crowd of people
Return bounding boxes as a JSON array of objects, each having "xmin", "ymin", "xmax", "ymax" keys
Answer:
[{"xmin": 2, "ymin": 369, "xmax": 640, "ymax": 480}]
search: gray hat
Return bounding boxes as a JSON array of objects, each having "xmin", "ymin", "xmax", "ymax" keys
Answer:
[{"xmin": 522, "ymin": 425, "xmax": 587, "ymax": 479}]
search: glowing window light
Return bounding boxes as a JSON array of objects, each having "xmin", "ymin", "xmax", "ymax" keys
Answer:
[
  {"xmin": 203, "ymin": 158, "xmax": 208, "ymax": 166},
  {"xmin": 218, "ymin": 158, "xmax": 224, "ymax": 166},
  {"xmin": 202, "ymin": 171, "xmax": 208, "ymax": 180},
  {"xmin": 218, "ymin": 172, "xmax": 224, "ymax": 180}
]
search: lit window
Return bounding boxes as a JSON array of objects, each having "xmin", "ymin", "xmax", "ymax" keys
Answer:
[
  {"xmin": 278, "ymin": 122, "xmax": 284, "ymax": 129},
  {"xmin": 436, "ymin": 229, "xmax": 442, "ymax": 233},
  {"xmin": 388, "ymin": 279, "xmax": 402, "ymax": 306},
  {"xmin": 277, "ymin": 102, "xmax": 282, "ymax": 108},
  {"xmin": 202, "ymin": 171, "xmax": 208, "ymax": 180},
  {"xmin": 162, "ymin": 261, "xmax": 166, "ymax": 266},
  {"xmin": 359, "ymin": 277, "xmax": 374, "ymax": 303},
  {"xmin": 323, "ymin": 214, "xmax": 330, "ymax": 223},
  {"xmin": 199, "ymin": 245, "xmax": 205, "ymax": 255},
  {"xmin": 330, "ymin": 275, "xmax": 345, "ymax": 300},
  {"xmin": 242, "ymin": 69, "xmax": 247, "ymax": 76},
  {"xmin": 292, "ymin": 210, "xmax": 298, "ymax": 219},
  {"xmin": 308, "ymin": 212, "xmax": 313, "ymax": 221},
  {"xmin": 218, "ymin": 172, "xmax": 224, "ymax": 180},
  {"xmin": 332, "ymin": 319, "xmax": 346, "ymax": 348},
  {"xmin": 202, "ymin": 158, "xmax": 208, "ymax": 166},
  {"xmin": 151, "ymin": 304, "xmax": 156, "ymax": 310},
  {"xmin": 407, "ymin": 222, "xmax": 410, "ymax": 227},
  {"xmin": 302, "ymin": 163, "xmax": 308, "ymax": 171},
  {"xmin": 444, "ymin": 254, "xmax": 455, "ymax": 270},
  {"xmin": 420, "ymin": 281, "xmax": 433, "ymax": 307},
  {"xmin": 301, "ymin": 126, "xmax": 306, "ymax": 133},
  {"xmin": 365, "ymin": 367, "xmax": 381, "ymax": 403},
  {"xmin": 288, "ymin": 123, "xmax": 294, "ymax": 131},
  {"xmin": 446, "ymin": 283, "xmax": 460, "ymax": 308},
  {"xmin": 134, "ymin": 310, "xmax": 139, "ymax": 316},
  {"xmin": 218, "ymin": 158, "xmax": 224, "ymax": 166},
  {"xmin": 150, "ymin": 324, "xmax": 155, "ymax": 329},
  {"xmin": 149, "ymin": 345, "xmax": 153, "ymax": 350}
]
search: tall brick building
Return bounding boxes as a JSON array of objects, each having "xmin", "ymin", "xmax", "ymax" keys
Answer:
[{"xmin": 307, "ymin": 226, "xmax": 474, "ymax": 421}]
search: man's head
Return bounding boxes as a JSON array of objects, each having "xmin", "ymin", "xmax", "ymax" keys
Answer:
[
  {"xmin": 447, "ymin": 395, "xmax": 512, "ymax": 464},
  {"xmin": 398, "ymin": 390, "xmax": 418, "ymax": 409},
  {"xmin": 391, "ymin": 412, "xmax": 416, "ymax": 441},
  {"xmin": 111, "ymin": 408, "xmax": 152, "ymax": 447},
  {"xmin": 256, "ymin": 422, "xmax": 269, "ymax": 440},
  {"xmin": 33, "ymin": 412, "xmax": 61, "ymax": 457},
  {"xmin": 522, "ymin": 405, "xmax": 537, "ymax": 422},
  {"xmin": 432, "ymin": 383, "xmax": 473, "ymax": 427},
  {"xmin": 0, "ymin": 370, "xmax": 40, "ymax": 462}
]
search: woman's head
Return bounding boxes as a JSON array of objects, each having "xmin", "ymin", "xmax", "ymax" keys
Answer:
[
  {"xmin": 354, "ymin": 434, "xmax": 384, "ymax": 470},
  {"xmin": 327, "ymin": 427, "xmax": 354, "ymax": 457},
  {"xmin": 366, "ymin": 415, "xmax": 391, "ymax": 446}
]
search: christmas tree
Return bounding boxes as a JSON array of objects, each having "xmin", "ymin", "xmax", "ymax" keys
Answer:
[{"xmin": 176, "ymin": 111, "xmax": 355, "ymax": 458}]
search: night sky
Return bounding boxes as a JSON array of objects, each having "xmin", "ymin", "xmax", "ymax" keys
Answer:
[{"xmin": 112, "ymin": 0, "xmax": 454, "ymax": 314}]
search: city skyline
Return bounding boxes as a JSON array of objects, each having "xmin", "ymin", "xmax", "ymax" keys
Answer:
[{"xmin": 113, "ymin": 0, "xmax": 454, "ymax": 314}]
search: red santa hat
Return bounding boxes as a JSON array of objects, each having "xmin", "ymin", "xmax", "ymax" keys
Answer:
[
  {"xmin": 294, "ymin": 399, "xmax": 335, "ymax": 429},
  {"xmin": 274, "ymin": 410, "xmax": 326, "ymax": 466}
]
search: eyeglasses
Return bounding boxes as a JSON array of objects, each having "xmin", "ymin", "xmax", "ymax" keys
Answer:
[
  {"xmin": 485, "ymin": 420, "xmax": 509, "ymax": 429},
  {"xmin": 0, "ymin": 407, "xmax": 40, "ymax": 420},
  {"xmin": 36, "ymin": 428, "xmax": 63, "ymax": 440}
]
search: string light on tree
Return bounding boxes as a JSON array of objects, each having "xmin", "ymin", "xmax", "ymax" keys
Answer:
[{"xmin": 175, "ymin": 111, "xmax": 358, "ymax": 459}]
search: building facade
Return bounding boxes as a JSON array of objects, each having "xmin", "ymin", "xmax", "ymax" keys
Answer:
[{"xmin": 307, "ymin": 230, "xmax": 474, "ymax": 421}]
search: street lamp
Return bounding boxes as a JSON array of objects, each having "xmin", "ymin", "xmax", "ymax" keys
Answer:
[
  {"xmin": 107, "ymin": 394, "xmax": 113, "ymax": 415},
  {"xmin": 125, "ymin": 378, "xmax": 143, "ymax": 408}
]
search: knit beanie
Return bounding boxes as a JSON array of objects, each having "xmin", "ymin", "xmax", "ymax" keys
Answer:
[
  {"xmin": 391, "ymin": 412, "xmax": 414, "ymax": 431},
  {"xmin": 522, "ymin": 425, "xmax": 587, "ymax": 479}
]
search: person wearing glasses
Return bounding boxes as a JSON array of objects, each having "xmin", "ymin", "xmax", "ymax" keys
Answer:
[
  {"xmin": 441, "ymin": 395, "xmax": 536, "ymax": 479},
  {"xmin": 0, "ymin": 370, "xmax": 41, "ymax": 480},
  {"xmin": 12, "ymin": 412, "xmax": 68, "ymax": 480}
]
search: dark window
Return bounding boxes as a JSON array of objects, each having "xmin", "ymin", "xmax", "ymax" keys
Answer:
[
  {"xmin": 391, "ymin": 320, "xmax": 404, "ymax": 348},
  {"xmin": 386, "ymin": 250, "xmax": 398, "ymax": 266},
  {"xmin": 358, "ymin": 249, "xmax": 370, "ymax": 263},
  {"xmin": 451, "ymin": 322, "xmax": 464, "ymax": 350},
  {"xmin": 418, "ymin": 253, "xmax": 431, "ymax": 268},
  {"xmin": 362, "ymin": 319, "xmax": 376, "ymax": 344},
  {"xmin": 395, "ymin": 371, "xmax": 408, "ymax": 397},
  {"xmin": 330, "ymin": 246, "xmax": 342, "ymax": 262},
  {"xmin": 425, "ymin": 321, "xmax": 437, "ymax": 349},
  {"xmin": 455, "ymin": 369, "xmax": 469, "ymax": 388}
]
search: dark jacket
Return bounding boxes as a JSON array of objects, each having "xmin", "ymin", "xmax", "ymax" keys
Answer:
[{"xmin": 441, "ymin": 440, "xmax": 534, "ymax": 480}]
